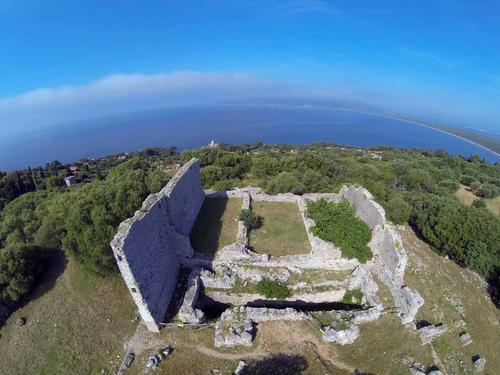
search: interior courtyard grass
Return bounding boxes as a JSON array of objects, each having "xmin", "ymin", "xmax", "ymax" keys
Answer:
[
  {"xmin": 249, "ymin": 201, "xmax": 310, "ymax": 256},
  {"xmin": 190, "ymin": 197, "xmax": 242, "ymax": 257}
]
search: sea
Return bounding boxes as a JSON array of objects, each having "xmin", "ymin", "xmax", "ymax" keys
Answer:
[{"xmin": 1, "ymin": 105, "xmax": 499, "ymax": 170}]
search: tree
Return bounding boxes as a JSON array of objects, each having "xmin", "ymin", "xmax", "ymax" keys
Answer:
[
  {"xmin": 0, "ymin": 245, "xmax": 37, "ymax": 304},
  {"xmin": 239, "ymin": 209, "xmax": 263, "ymax": 229},
  {"xmin": 266, "ymin": 172, "xmax": 304, "ymax": 195},
  {"xmin": 386, "ymin": 195, "xmax": 412, "ymax": 224},
  {"xmin": 45, "ymin": 176, "xmax": 65, "ymax": 191}
]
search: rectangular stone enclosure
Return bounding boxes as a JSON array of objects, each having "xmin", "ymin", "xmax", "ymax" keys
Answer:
[{"xmin": 110, "ymin": 159, "xmax": 205, "ymax": 332}]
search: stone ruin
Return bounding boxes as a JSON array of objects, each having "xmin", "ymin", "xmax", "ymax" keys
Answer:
[
  {"xmin": 110, "ymin": 159, "xmax": 204, "ymax": 332},
  {"xmin": 111, "ymin": 158, "xmax": 425, "ymax": 347}
]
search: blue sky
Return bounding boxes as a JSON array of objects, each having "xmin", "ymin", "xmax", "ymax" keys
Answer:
[{"xmin": 1, "ymin": 0, "xmax": 499, "ymax": 135}]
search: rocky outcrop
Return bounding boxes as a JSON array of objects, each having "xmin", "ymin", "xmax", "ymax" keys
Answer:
[
  {"xmin": 418, "ymin": 323, "xmax": 448, "ymax": 344},
  {"xmin": 110, "ymin": 159, "xmax": 204, "ymax": 332},
  {"xmin": 178, "ymin": 268, "xmax": 205, "ymax": 324}
]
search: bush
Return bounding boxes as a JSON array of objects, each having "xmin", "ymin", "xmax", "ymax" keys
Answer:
[
  {"xmin": 307, "ymin": 199, "xmax": 372, "ymax": 263},
  {"xmin": 410, "ymin": 194, "xmax": 500, "ymax": 275},
  {"xmin": 239, "ymin": 209, "xmax": 262, "ymax": 229},
  {"xmin": 460, "ymin": 174, "xmax": 477, "ymax": 186},
  {"xmin": 0, "ymin": 244, "xmax": 38, "ymax": 304},
  {"xmin": 386, "ymin": 195, "xmax": 412, "ymax": 224},
  {"xmin": 256, "ymin": 278, "xmax": 291, "ymax": 299},
  {"xmin": 266, "ymin": 172, "xmax": 304, "ymax": 195}
]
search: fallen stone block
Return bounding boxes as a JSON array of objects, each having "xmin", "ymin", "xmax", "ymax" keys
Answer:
[
  {"xmin": 322, "ymin": 324, "xmax": 359, "ymax": 345},
  {"xmin": 418, "ymin": 323, "xmax": 448, "ymax": 345},
  {"xmin": 473, "ymin": 356, "xmax": 486, "ymax": 372},
  {"xmin": 459, "ymin": 332, "xmax": 472, "ymax": 347},
  {"xmin": 178, "ymin": 268, "xmax": 205, "ymax": 324}
]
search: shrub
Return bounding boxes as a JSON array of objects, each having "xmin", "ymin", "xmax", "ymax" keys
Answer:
[
  {"xmin": 410, "ymin": 194, "xmax": 500, "ymax": 275},
  {"xmin": 266, "ymin": 172, "xmax": 304, "ymax": 195},
  {"xmin": 460, "ymin": 174, "xmax": 477, "ymax": 186},
  {"xmin": 307, "ymin": 199, "xmax": 372, "ymax": 263},
  {"xmin": 386, "ymin": 195, "xmax": 412, "ymax": 224},
  {"xmin": 0, "ymin": 244, "xmax": 38, "ymax": 304},
  {"xmin": 239, "ymin": 209, "xmax": 263, "ymax": 229},
  {"xmin": 342, "ymin": 289, "xmax": 364, "ymax": 305},
  {"xmin": 256, "ymin": 278, "xmax": 291, "ymax": 299}
]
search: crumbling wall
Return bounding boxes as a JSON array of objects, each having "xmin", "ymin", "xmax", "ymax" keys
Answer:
[
  {"xmin": 340, "ymin": 185, "xmax": 386, "ymax": 229},
  {"xmin": 340, "ymin": 185, "xmax": 423, "ymax": 324},
  {"xmin": 110, "ymin": 159, "xmax": 204, "ymax": 332}
]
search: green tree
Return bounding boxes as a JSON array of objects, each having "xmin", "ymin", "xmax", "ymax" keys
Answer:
[
  {"xmin": 386, "ymin": 195, "xmax": 412, "ymax": 224},
  {"xmin": 266, "ymin": 172, "xmax": 304, "ymax": 195}
]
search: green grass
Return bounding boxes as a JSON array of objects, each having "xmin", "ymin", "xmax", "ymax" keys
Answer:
[
  {"xmin": 485, "ymin": 196, "xmax": 500, "ymax": 217},
  {"xmin": 190, "ymin": 197, "xmax": 242, "ymax": 257},
  {"xmin": 400, "ymin": 225, "xmax": 500, "ymax": 374},
  {"xmin": 249, "ymin": 201, "xmax": 310, "ymax": 256},
  {"xmin": 342, "ymin": 289, "xmax": 364, "ymax": 305},
  {"xmin": 456, "ymin": 184, "xmax": 499, "ymax": 217},
  {"xmin": 288, "ymin": 269, "xmax": 352, "ymax": 285},
  {"xmin": 0, "ymin": 256, "xmax": 137, "ymax": 375}
]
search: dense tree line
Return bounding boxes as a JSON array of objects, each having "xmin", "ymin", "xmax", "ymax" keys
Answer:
[{"xmin": 0, "ymin": 156, "xmax": 172, "ymax": 306}]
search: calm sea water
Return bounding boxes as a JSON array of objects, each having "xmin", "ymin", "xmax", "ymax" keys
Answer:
[{"xmin": 1, "ymin": 105, "xmax": 499, "ymax": 169}]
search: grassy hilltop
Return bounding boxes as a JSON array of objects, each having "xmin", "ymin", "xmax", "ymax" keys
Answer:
[{"xmin": 0, "ymin": 142, "xmax": 499, "ymax": 374}]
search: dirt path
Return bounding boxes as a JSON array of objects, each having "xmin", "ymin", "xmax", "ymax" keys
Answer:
[{"xmin": 193, "ymin": 345, "xmax": 266, "ymax": 361}]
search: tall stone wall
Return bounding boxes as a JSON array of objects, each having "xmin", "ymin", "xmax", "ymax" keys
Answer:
[{"xmin": 110, "ymin": 159, "xmax": 205, "ymax": 332}]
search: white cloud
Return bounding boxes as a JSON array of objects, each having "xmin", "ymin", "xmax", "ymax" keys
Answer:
[{"xmin": 0, "ymin": 71, "xmax": 289, "ymax": 136}]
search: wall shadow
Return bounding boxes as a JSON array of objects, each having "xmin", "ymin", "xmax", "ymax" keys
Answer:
[
  {"xmin": 245, "ymin": 354, "xmax": 308, "ymax": 375},
  {"xmin": 190, "ymin": 196, "xmax": 228, "ymax": 260},
  {"xmin": 246, "ymin": 299, "xmax": 363, "ymax": 311},
  {"xmin": 0, "ymin": 248, "xmax": 68, "ymax": 327}
]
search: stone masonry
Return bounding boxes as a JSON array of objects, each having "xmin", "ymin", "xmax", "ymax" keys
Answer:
[{"xmin": 110, "ymin": 159, "xmax": 205, "ymax": 332}]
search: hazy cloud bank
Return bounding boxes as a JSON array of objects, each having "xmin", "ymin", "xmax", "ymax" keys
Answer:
[{"xmin": 0, "ymin": 71, "xmax": 291, "ymax": 137}]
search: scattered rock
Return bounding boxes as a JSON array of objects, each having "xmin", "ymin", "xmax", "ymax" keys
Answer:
[
  {"xmin": 234, "ymin": 360, "xmax": 246, "ymax": 375},
  {"xmin": 261, "ymin": 254, "xmax": 270, "ymax": 262},
  {"xmin": 417, "ymin": 323, "xmax": 448, "ymax": 345},
  {"xmin": 146, "ymin": 354, "xmax": 162, "ymax": 369},
  {"xmin": 459, "ymin": 332, "xmax": 472, "ymax": 347},
  {"xmin": 16, "ymin": 317, "xmax": 27, "ymax": 327},
  {"xmin": 473, "ymin": 356, "xmax": 486, "ymax": 372}
]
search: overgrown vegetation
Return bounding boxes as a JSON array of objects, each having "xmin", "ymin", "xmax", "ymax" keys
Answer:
[
  {"xmin": 307, "ymin": 199, "xmax": 372, "ymax": 263},
  {"xmin": 256, "ymin": 278, "xmax": 291, "ymax": 299}
]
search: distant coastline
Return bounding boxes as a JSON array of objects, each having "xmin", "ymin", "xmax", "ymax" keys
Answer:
[{"xmin": 331, "ymin": 108, "xmax": 500, "ymax": 159}]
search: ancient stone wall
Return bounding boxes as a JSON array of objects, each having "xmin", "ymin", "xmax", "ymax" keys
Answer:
[{"xmin": 110, "ymin": 159, "xmax": 204, "ymax": 332}]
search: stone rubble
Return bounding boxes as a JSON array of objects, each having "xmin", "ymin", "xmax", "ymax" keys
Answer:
[{"xmin": 214, "ymin": 307, "xmax": 255, "ymax": 348}]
